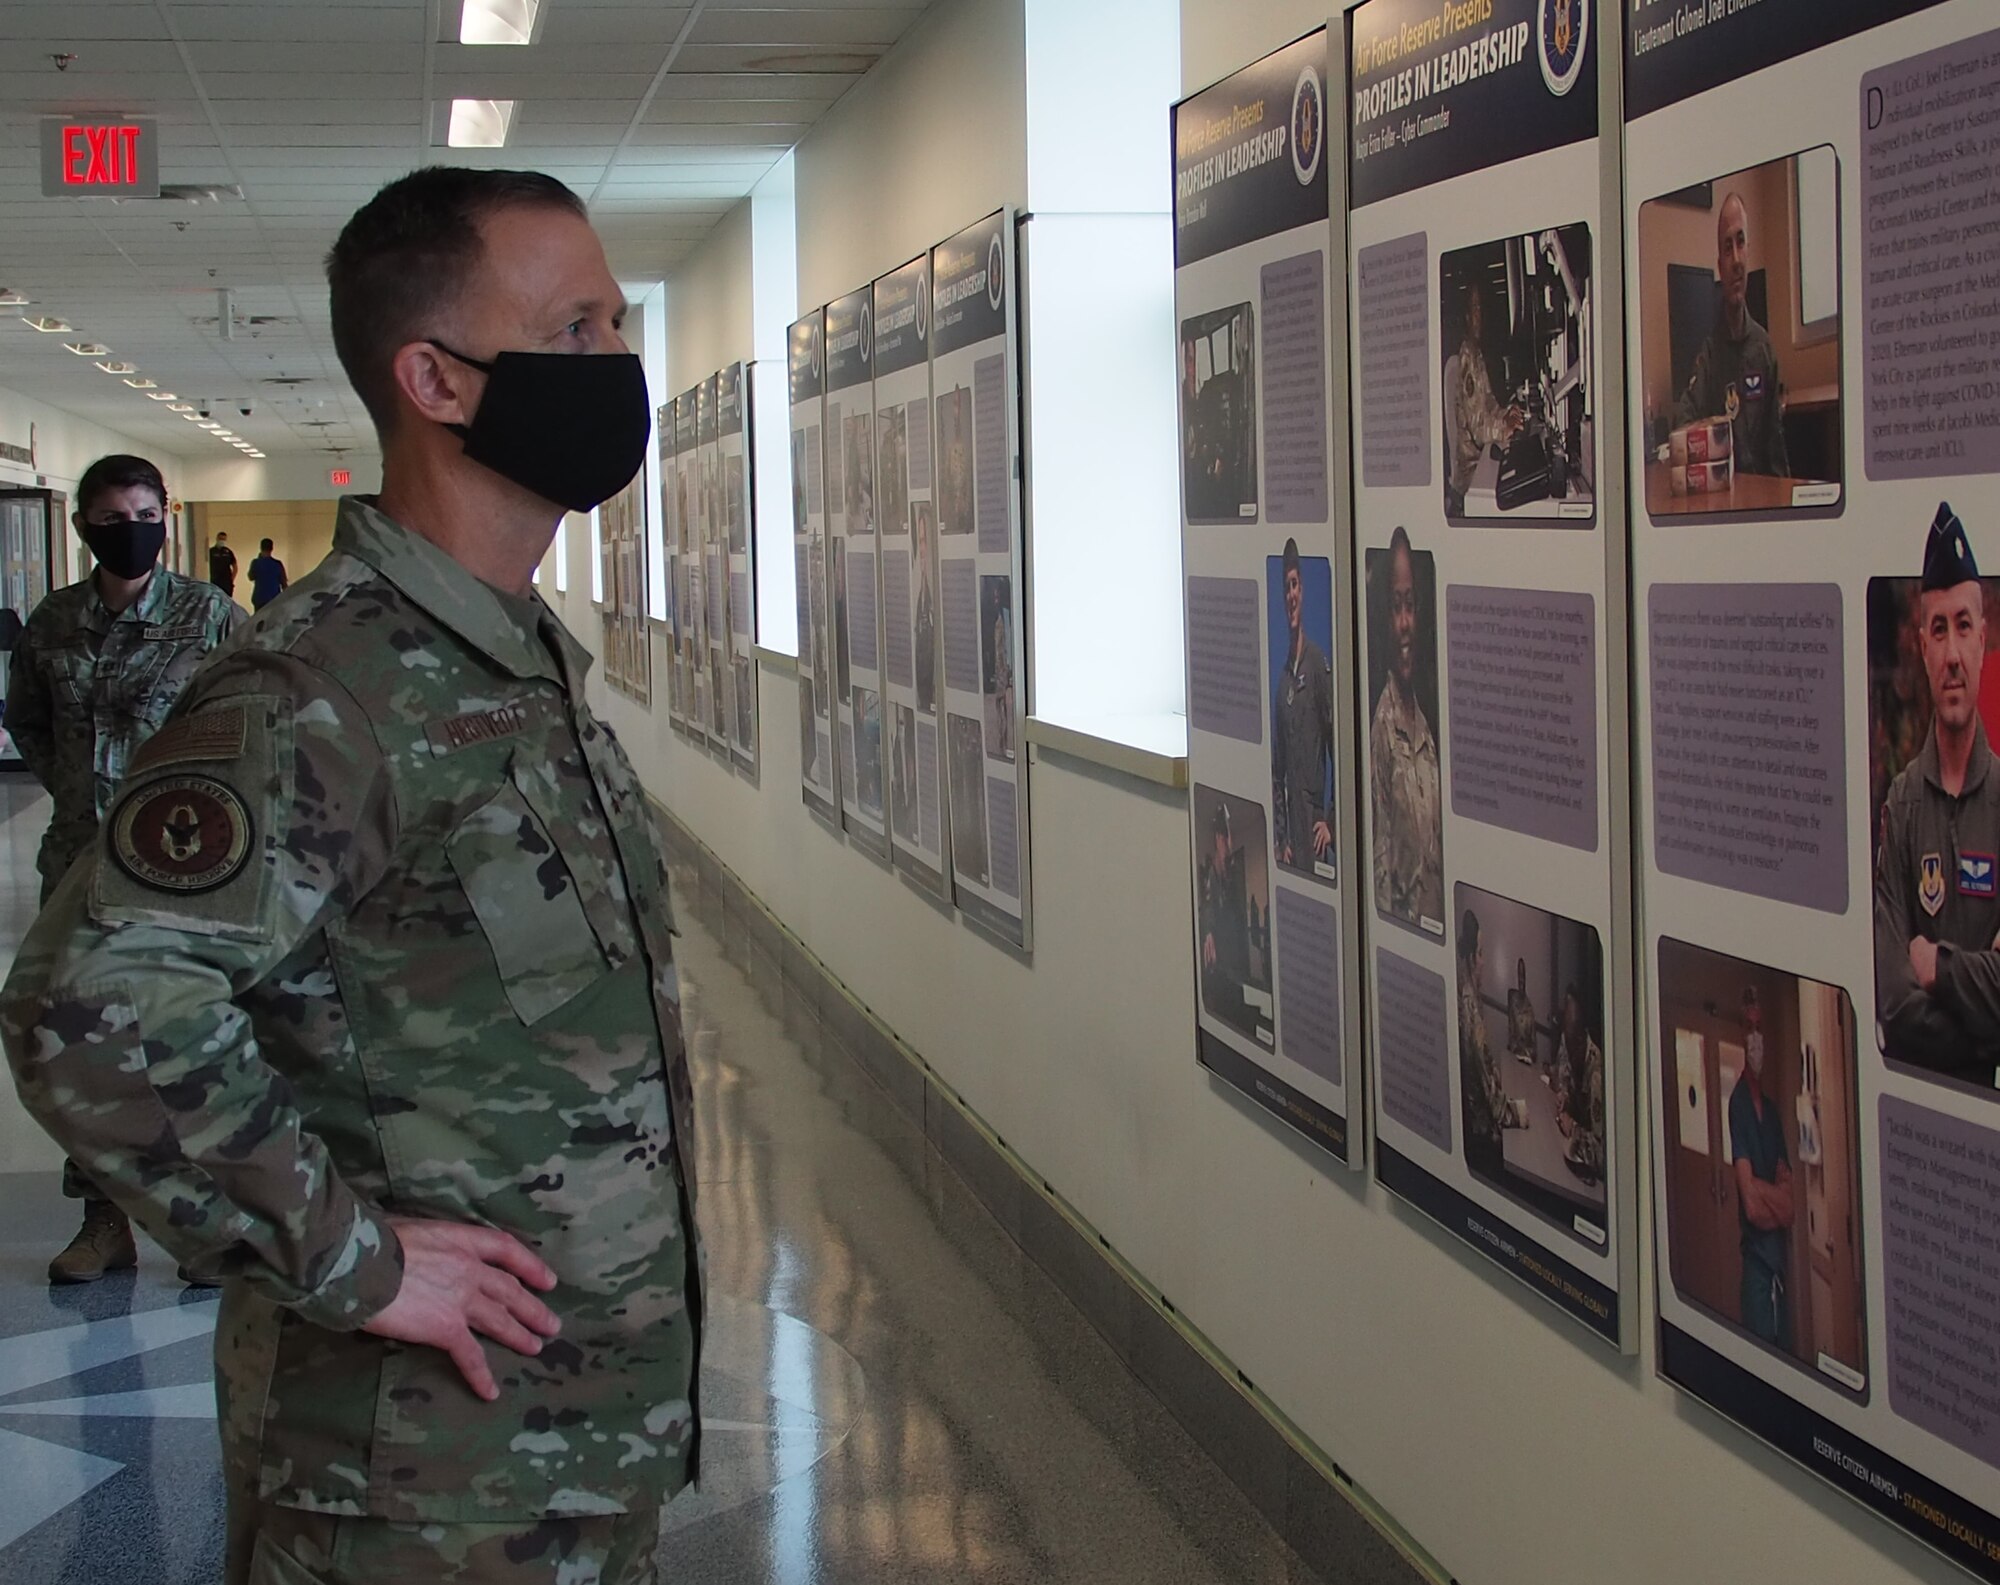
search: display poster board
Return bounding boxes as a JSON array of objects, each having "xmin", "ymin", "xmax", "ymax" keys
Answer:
[
  {"xmin": 932, "ymin": 210, "xmax": 1033, "ymax": 950},
  {"xmin": 1174, "ymin": 31, "xmax": 1359, "ymax": 1163},
  {"xmin": 718, "ymin": 362, "xmax": 759, "ymax": 777},
  {"xmin": 792, "ymin": 313, "xmax": 840, "ymax": 824},
  {"xmin": 1626, "ymin": 1, "xmax": 2000, "ymax": 1572},
  {"xmin": 869, "ymin": 254, "xmax": 951, "ymax": 900},
  {"xmin": 1347, "ymin": 0, "xmax": 1631, "ymax": 1341},
  {"xmin": 674, "ymin": 389, "xmax": 710, "ymax": 745},
  {"xmin": 599, "ymin": 466, "xmax": 650, "ymax": 708},
  {"xmin": 826, "ymin": 286, "xmax": 891, "ymax": 860},
  {"xmin": 699, "ymin": 374, "xmax": 734, "ymax": 756},
  {"xmin": 659, "ymin": 401, "xmax": 687, "ymax": 734}
]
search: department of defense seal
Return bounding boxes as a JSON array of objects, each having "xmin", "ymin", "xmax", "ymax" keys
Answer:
[{"xmin": 110, "ymin": 775, "xmax": 254, "ymax": 893}]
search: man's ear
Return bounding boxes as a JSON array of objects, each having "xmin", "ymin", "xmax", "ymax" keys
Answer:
[{"xmin": 390, "ymin": 341, "xmax": 480, "ymax": 429}]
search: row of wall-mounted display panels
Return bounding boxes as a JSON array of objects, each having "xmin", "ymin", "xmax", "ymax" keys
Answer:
[
  {"xmin": 788, "ymin": 210, "xmax": 1033, "ymax": 951},
  {"xmin": 1175, "ymin": 3, "xmax": 2000, "ymax": 1579}
]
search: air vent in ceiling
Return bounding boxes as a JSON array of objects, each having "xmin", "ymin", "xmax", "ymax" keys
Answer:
[
  {"xmin": 738, "ymin": 51, "xmax": 881, "ymax": 74},
  {"xmin": 110, "ymin": 184, "xmax": 244, "ymax": 206}
]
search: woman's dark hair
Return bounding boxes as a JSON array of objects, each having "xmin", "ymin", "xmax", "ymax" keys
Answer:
[{"xmin": 76, "ymin": 454, "xmax": 167, "ymax": 517}]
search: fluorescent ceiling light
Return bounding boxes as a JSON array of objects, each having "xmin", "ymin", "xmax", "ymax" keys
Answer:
[
  {"xmin": 460, "ymin": 0, "xmax": 541, "ymax": 45},
  {"xmin": 167, "ymin": 402, "xmax": 193, "ymax": 412},
  {"xmin": 448, "ymin": 99, "xmax": 517, "ymax": 148},
  {"xmin": 148, "ymin": 391, "xmax": 178, "ymax": 401},
  {"xmin": 181, "ymin": 412, "xmax": 204, "ymax": 421},
  {"xmin": 21, "ymin": 315, "xmax": 69, "ymax": 333},
  {"xmin": 213, "ymin": 431, "xmax": 236, "ymax": 440},
  {"xmin": 64, "ymin": 341, "xmax": 110, "ymax": 357},
  {"xmin": 198, "ymin": 421, "xmax": 222, "ymax": 430},
  {"xmin": 0, "ymin": 289, "xmax": 29, "ymax": 308},
  {"xmin": 97, "ymin": 361, "xmax": 138, "ymax": 376}
]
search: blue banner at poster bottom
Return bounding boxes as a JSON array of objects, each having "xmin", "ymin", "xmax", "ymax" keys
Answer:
[
  {"xmin": 1198, "ymin": 1028, "xmax": 1348, "ymax": 1163},
  {"xmin": 1662, "ymin": 1323, "xmax": 2000, "ymax": 1581},
  {"xmin": 1376, "ymin": 1141, "xmax": 1618, "ymax": 1341}
]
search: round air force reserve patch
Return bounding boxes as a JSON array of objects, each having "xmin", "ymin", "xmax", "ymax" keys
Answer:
[{"xmin": 110, "ymin": 775, "xmax": 254, "ymax": 893}]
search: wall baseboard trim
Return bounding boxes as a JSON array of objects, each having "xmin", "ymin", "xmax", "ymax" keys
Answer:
[{"xmin": 649, "ymin": 798, "xmax": 1450, "ymax": 1585}]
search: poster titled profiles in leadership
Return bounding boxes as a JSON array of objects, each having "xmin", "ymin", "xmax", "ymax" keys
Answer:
[
  {"xmin": 791, "ymin": 313, "xmax": 840, "ymax": 825},
  {"xmin": 931, "ymin": 211, "xmax": 1032, "ymax": 949},
  {"xmin": 1348, "ymin": 0, "xmax": 1632, "ymax": 1345},
  {"xmin": 824, "ymin": 286, "xmax": 890, "ymax": 861},
  {"xmin": 1176, "ymin": 28, "xmax": 1361, "ymax": 1166},
  {"xmin": 1627, "ymin": 2, "xmax": 2000, "ymax": 1576}
]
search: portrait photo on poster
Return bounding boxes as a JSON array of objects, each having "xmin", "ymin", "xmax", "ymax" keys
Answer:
[
  {"xmin": 937, "ymin": 385, "xmax": 973, "ymax": 536},
  {"xmin": 981, "ymin": 573, "xmax": 1016, "ymax": 763},
  {"xmin": 948, "ymin": 712, "xmax": 990, "ymax": 885},
  {"xmin": 1868, "ymin": 500, "xmax": 2000, "ymax": 1101},
  {"xmin": 913, "ymin": 502, "xmax": 938, "ymax": 714},
  {"xmin": 1367, "ymin": 528, "xmax": 1445, "ymax": 938},
  {"xmin": 834, "ymin": 546, "xmax": 852, "ymax": 700},
  {"xmin": 1656, "ymin": 936, "xmax": 1867, "ymax": 1398},
  {"xmin": 1267, "ymin": 539, "xmax": 1337, "ymax": 886},
  {"xmin": 844, "ymin": 414, "xmax": 876, "ymax": 533},
  {"xmin": 890, "ymin": 700, "xmax": 919, "ymax": 843},
  {"xmin": 1637, "ymin": 145, "xmax": 1844, "ymax": 521},
  {"xmin": 854, "ymin": 685, "xmax": 884, "ymax": 818},
  {"xmin": 879, "ymin": 403, "xmax": 909, "ymax": 540},
  {"xmin": 1439, "ymin": 224, "xmax": 1595, "ymax": 525},
  {"xmin": 1455, "ymin": 884, "xmax": 1606, "ymax": 1249},
  {"xmin": 1181, "ymin": 302, "xmax": 1259, "ymax": 524},
  {"xmin": 1194, "ymin": 783, "xmax": 1276, "ymax": 1050}
]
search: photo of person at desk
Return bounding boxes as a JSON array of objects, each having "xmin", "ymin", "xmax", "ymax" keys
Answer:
[
  {"xmin": 1872, "ymin": 503, "xmax": 2000, "ymax": 1097},
  {"xmin": 1439, "ymin": 225, "xmax": 1594, "ymax": 523},
  {"xmin": 1455, "ymin": 885, "xmax": 1607, "ymax": 1244},
  {"xmin": 1638, "ymin": 148, "xmax": 1843, "ymax": 517}
]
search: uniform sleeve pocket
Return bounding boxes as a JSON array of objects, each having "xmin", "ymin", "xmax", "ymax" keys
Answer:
[{"xmin": 446, "ymin": 776, "xmax": 607, "ymax": 1025}]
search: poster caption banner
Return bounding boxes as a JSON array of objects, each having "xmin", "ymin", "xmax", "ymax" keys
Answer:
[
  {"xmin": 873, "ymin": 255, "xmax": 952, "ymax": 901},
  {"xmin": 931, "ymin": 210, "xmax": 1034, "ymax": 950},
  {"xmin": 1628, "ymin": 1, "xmax": 2000, "ymax": 1574},
  {"xmin": 1347, "ymin": 0, "xmax": 1631, "ymax": 1344},
  {"xmin": 1175, "ymin": 28, "xmax": 1358, "ymax": 1165},
  {"xmin": 826, "ymin": 286, "xmax": 892, "ymax": 861},
  {"xmin": 792, "ymin": 313, "xmax": 841, "ymax": 826}
]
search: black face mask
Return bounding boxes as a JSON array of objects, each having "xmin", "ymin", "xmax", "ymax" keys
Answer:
[
  {"xmin": 80, "ymin": 518, "xmax": 166, "ymax": 581},
  {"xmin": 431, "ymin": 343, "xmax": 651, "ymax": 513}
]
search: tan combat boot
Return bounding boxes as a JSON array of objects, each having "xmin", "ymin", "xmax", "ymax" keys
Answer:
[{"xmin": 48, "ymin": 1199, "xmax": 138, "ymax": 1284}]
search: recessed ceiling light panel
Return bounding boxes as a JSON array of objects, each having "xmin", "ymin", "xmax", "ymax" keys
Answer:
[
  {"xmin": 460, "ymin": 0, "xmax": 541, "ymax": 45},
  {"xmin": 448, "ymin": 98, "xmax": 517, "ymax": 148},
  {"xmin": 64, "ymin": 341, "xmax": 110, "ymax": 357},
  {"xmin": 21, "ymin": 315, "xmax": 70, "ymax": 333}
]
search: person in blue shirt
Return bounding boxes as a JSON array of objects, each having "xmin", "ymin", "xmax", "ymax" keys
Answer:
[
  {"xmin": 1729, "ymin": 985, "xmax": 1795, "ymax": 1347},
  {"xmin": 246, "ymin": 536, "xmax": 288, "ymax": 610}
]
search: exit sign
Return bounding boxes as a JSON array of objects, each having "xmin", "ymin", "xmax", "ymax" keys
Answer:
[
  {"xmin": 40, "ymin": 118, "xmax": 159, "ymax": 198},
  {"xmin": 330, "ymin": 469, "xmax": 352, "ymax": 488}
]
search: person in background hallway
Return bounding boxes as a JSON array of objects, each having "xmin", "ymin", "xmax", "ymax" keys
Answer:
[
  {"xmin": 3, "ymin": 167, "xmax": 701, "ymax": 1585},
  {"xmin": 1672, "ymin": 190, "xmax": 1792, "ymax": 478},
  {"xmin": 208, "ymin": 529, "xmax": 239, "ymax": 596},
  {"xmin": 1729, "ymin": 986, "xmax": 1794, "ymax": 1346},
  {"xmin": 1506, "ymin": 956, "xmax": 1538, "ymax": 1065},
  {"xmin": 247, "ymin": 537, "xmax": 289, "ymax": 610},
  {"xmin": 2, "ymin": 452, "xmax": 243, "ymax": 1286},
  {"xmin": 1874, "ymin": 501, "xmax": 2000, "ymax": 1088}
]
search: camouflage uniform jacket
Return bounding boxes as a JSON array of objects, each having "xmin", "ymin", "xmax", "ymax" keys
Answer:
[
  {"xmin": 1369, "ymin": 673, "xmax": 1444, "ymax": 929},
  {"xmin": 4, "ymin": 567, "xmax": 244, "ymax": 896},
  {"xmin": 1, "ymin": 496, "xmax": 702, "ymax": 1522}
]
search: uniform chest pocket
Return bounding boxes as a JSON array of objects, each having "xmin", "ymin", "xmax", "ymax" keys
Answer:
[
  {"xmin": 45, "ymin": 643, "xmax": 95, "ymax": 708},
  {"xmin": 445, "ymin": 770, "xmax": 608, "ymax": 1025}
]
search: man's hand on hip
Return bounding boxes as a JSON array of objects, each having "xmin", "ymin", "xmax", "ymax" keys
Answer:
[{"xmin": 361, "ymin": 1218, "xmax": 561, "ymax": 1401}]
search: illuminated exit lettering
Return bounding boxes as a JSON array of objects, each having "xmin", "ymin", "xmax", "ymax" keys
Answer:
[
  {"xmin": 63, "ymin": 124, "xmax": 144, "ymax": 187},
  {"xmin": 39, "ymin": 117, "xmax": 160, "ymax": 198}
]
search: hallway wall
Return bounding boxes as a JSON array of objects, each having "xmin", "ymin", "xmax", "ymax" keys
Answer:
[{"xmin": 542, "ymin": 2, "xmax": 1955, "ymax": 1582}]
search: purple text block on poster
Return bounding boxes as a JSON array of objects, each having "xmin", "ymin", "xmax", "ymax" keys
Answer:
[
  {"xmin": 988, "ymin": 774, "xmax": 1021, "ymax": 900},
  {"xmin": 848, "ymin": 549, "xmax": 879, "ymax": 672},
  {"xmin": 1357, "ymin": 232, "xmax": 1431, "ymax": 489},
  {"xmin": 1377, "ymin": 948, "xmax": 1452, "ymax": 1154},
  {"xmin": 1649, "ymin": 583, "xmax": 1847, "ymax": 914},
  {"xmin": 1187, "ymin": 576, "xmax": 1263, "ymax": 744},
  {"xmin": 1260, "ymin": 250, "xmax": 1329, "ymax": 524},
  {"xmin": 943, "ymin": 558, "xmax": 980, "ymax": 693},
  {"xmin": 1446, "ymin": 585, "xmax": 1598, "ymax": 849},
  {"xmin": 1862, "ymin": 30, "xmax": 2000, "ymax": 482},
  {"xmin": 882, "ymin": 548, "xmax": 913, "ymax": 689},
  {"xmin": 974, "ymin": 353, "xmax": 1010, "ymax": 555},
  {"xmin": 1881, "ymin": 1095, "xmax": 2000, "ymax": 1461},
  {"xmin": 1276, "ymin": 887, "xmax": 1341, "ymax": 1088}
]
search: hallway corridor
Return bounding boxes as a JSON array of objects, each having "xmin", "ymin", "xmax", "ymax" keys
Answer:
[{"xmin": 0, "ymin": 778, "xmax": 1328, "ymax": 1584}]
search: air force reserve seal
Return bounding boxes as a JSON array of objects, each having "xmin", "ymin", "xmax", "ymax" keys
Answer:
[
  {"xmin": 1538, "ymin": 0, "xmax": 1588, "ymax": 98},
  {"xmin": 1291, "ymin": 63, "xmax": 1323, "ymax": 186},
  {"xmin": 1920, "ymin": 851, "xmax": 1946, "ymax": 917},
  {"xmin": 111, "ymin": 775, "xmax": 254, "ymax": 893}
]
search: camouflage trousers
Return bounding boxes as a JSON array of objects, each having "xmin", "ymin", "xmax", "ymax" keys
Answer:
[{"xmin": 225, "ymin": 1496, "xmax": 663, "ymax": 1585}]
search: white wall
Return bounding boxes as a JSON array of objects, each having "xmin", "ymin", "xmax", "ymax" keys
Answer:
[
  {"xmin": 178, "ymin": 449, "xmax": 382, "ymax": 504},
  {"xmin": 0, "ymin": 381, "xmax": 185, "ymax": 498},
  {"xmin": 662, "ymin": 198, "xmax": 756, "ymax": 396},
  {"xmin": 543, "ymin": 2, "xmax": 1951, "ymax": 1582}
]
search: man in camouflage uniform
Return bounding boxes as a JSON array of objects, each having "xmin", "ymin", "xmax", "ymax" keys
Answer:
[
  {"xmin": 1554, "ymin": 984, "xmax": 1605, "ymax": 1183},
  {"xmin": 1446, "ymin": 286, "xmax": 1523, "ymax": 508},
  {"xmin": 2, "ymin": 168, "xmax": 699, "ymax": 1585},
  {"xmin": 4, "ymin": 451, "xmax": 244, "ymax": 1282},
  {"xmin": 1672, "ymin": 190, "xmax": 1792, "ymax": 478},
  {"xmin": 1456, "ymin": 908, "xmax": 1519, "ymax": 1182},
  {"xmin": 1370, "ymin": 527, "xmax": 1444, "ymax": 931}
]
